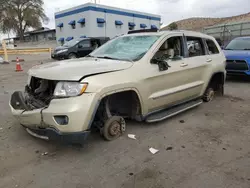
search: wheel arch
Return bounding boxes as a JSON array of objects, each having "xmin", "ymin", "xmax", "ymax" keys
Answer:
[
  {"xmin": 206, "ymin": 71, "xmax": 225, "ymax": 94},
  {"xmin": 68, "ymin": 52, "xmax": 78, "ymax": 58},
  {"xmin": 87, "ymin": 88, "xmax": 144, "ymax": 129}
]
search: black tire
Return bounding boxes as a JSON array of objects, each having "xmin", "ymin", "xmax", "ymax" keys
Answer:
[
  {"xmin": 68, "ymin": 53, "xmax": 77, "ymax": 59},
  {"xmin": 203, "ymin": 88, "xmax": 215, "ymax": 102},
  {"xmin": 102, "ymin": 116, "xmax": 126, "ymax": 141}
]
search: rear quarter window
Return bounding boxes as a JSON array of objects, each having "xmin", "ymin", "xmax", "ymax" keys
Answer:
[{"xmin": 205, "ymin": 39, "xmax": 219, "ymax": 54}]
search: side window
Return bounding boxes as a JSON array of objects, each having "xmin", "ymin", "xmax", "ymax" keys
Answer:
[
  {"xmin": 78, "ymin": 40, "xmax": 91, "ymax": 48},
  {"xmin": 91, "ymin": 40, "xmax": 100, "ymax": 49},
  {"xmin": 153, "ymin": 36, "xmax": 183, "ymax": 60},
  {"xmin": 205, "ymin": 39, "xmax": 219, "ymax": 54},
  {"xmin": 186, "ymin": 37, "xmax": 205, "ymax": 57}
]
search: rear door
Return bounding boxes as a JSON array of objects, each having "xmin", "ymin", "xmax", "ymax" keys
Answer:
[
  {"xmin": 145, "ymin": 34, "xmax": 207, "ymax": 112},
  {"xmin": 181, "ymin": 35, "xmax": 212, "ymax": 97},
  {"xmin": 204, "ymin": 38, "xmax": 224, "ymax": 66},
  {"xmin": 77, "ymin": 39, "xmax": 92, "ymax": 57}
]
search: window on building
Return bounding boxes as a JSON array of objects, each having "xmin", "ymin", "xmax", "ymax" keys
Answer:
[
  {"xmin": 128, "ymin": 22, "xmax": 135, "ymax": 31},
  {"xmin": 205, "ymin": 39, "xmax": 219, "ymax": 54},
  {"xmin": 115, "ymin": 20, "xmax": 123, "ymax": 29},
  {"xmin": 68, "ymin": 20, "xmax": 76, "ymax": 29},
  {"xmin": 186, "ymin": 37, "xmax": 205, "ymax": 57},
  {"xmin": 129, "ymin": 26, "xmax": 134, "ymax": 30},
  {"xmin": 97, "ymin": 18, "xmax": 105, "ymax": 28},
  {"xmin": 78, "ymin": 18, "xmax": 86, "ymax": 28}
]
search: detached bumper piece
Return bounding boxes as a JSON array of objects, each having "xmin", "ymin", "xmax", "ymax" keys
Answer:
[
  {"xmin": 24, "ymin": 126, "xmax": 90, "ymax": 144},
  {"xmin": 11, "ymin": 91, "xmax": 30, "ymax": 110}
]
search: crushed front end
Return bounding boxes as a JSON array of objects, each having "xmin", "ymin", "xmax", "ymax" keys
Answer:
[{"xmin": 10, "ymin": 76, "xmax": 93, "ymax": 143}]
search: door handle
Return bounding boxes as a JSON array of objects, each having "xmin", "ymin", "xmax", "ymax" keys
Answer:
[
  {"xmin": 206, "ymin": 59, "xmax": 212, "ymax": 62},
  {"xmin": 180, "ymin": 63, "xmax": 188, "ymax": 67}
]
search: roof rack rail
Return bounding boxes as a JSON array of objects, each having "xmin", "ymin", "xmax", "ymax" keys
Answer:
[{"xmin": 128, "ymin": 28, "xmax": 158, "ymax": 34}]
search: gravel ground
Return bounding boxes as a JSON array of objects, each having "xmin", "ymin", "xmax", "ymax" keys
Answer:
[{"xmin": 0, "ymin": 55, "xmax": 250, "ymax": 188}]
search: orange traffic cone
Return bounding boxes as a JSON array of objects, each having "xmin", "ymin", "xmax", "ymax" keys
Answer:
[{"xmin": 15, "ymin": 57, "xmax": 23, "ymax": 72}]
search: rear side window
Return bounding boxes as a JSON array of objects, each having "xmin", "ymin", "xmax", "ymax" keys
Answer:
[
  {"xmin": 186, "ymin": 37, "xmax": 205, "ymax": 57},
  {"xmin": 205, "ymin": 39, "xmax": 219, "ymax": 54}
]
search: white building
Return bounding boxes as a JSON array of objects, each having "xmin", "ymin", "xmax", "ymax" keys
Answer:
[{"xmin": 55, "ymin": 3, "xmax": 161, "ymax": 44}]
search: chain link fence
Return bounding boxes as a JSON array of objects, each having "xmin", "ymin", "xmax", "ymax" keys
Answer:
[{"xmin": 203, "ymin": 21, "xmax": 250, "ymax": 47}]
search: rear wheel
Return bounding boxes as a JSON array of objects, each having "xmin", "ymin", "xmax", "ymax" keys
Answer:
[{"xmin": 68, "ymin": 53, "xmax": 77, "ymax": 59}]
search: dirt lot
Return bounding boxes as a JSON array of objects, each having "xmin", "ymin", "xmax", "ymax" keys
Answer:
[{"xmin": 0, "ymin": 55, "xmax": 250, "ymax": 188}]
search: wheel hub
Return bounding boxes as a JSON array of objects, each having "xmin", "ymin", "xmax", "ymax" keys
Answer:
[
  {"xmin": 109, "ymin": 121, "xmax": 120, "ymax": 136},
  {"xmin": 208, "ymin": 90, "xmax": 215, "ymax": 101}
]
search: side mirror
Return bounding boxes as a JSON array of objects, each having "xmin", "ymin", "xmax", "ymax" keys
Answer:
[
  {"xmin": 221, "ymin": 46, "xmax": 224, "ymax": 50},
  {"xmin": 151, "ymin": 58, "xmax": 171, "ymax": 71},
  {"xmin": 78, "ymin": 44, "xmax": 83, "ymax": 49}
]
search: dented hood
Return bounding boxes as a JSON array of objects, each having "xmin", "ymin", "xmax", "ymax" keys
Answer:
[{"xmin": 28, "ymin": 58, "xmax": 133, "ymax": 81}]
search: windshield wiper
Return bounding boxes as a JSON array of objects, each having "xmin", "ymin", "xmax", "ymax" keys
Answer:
[
  {"xmin": 244, "ymin": 48, "xmax": 250, "ymax": 50},
  {"xmin": 96, "ymin": 56, "xmax": 118, "ymax": 60},
  {"xmin": 95, "ymin": 55, "xmax": 134, "ymax": 63},
  {"xmin": 86, "ymin": 55, "xmax": 96, "ymax": 58}
]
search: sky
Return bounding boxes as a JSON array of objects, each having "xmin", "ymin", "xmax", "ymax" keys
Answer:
[
  {"xmin": 1, "ymin": 0, "xmax": 249, "ymax": 39},
  {"xmin": 43, "ymin": 0, "xmax": 250, "ymax": 29}
]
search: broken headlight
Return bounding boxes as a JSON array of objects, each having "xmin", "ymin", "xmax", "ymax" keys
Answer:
[
  {"xmin": 54, "ymin": 82, "xmax": 88, "ymax": 97},
  {"xmin": 56, "ymin": 49, "xmax": 68, "ymax": 54}
]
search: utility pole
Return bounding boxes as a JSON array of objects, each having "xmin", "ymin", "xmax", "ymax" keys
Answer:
[{"xmin": 222, "ymin": 25, "xmax": 226, "ymax": 47}]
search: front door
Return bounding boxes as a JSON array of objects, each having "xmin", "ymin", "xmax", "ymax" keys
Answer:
[
  {"xmin": 77, "ymin": 39, "xmax": 92, "ymax": 57},
  {"xmin": 144, "ymin": 34, "xmax": 207, "ymax": 112}
]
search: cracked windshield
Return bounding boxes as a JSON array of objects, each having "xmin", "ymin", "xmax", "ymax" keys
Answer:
[{"xmin": 91, "ymin": 35, "xmax": 160, "ymax": 61}]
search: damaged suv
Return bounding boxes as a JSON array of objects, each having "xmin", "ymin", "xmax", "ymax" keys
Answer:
[{"xmin": 10, "ymin": 30, "xmax": 226, "ymax": 143}]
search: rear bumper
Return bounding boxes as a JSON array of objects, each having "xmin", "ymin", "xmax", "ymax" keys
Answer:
[{"xmin": 23, "ymin": 126, "xmax": 90, "ymax": 143}]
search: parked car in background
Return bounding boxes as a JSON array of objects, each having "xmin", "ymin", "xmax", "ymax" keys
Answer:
[
  {"xmin": 223, "ymin": 37, "xmax": 250, "ymax": 76},
  {"xmin": 51, "ymin": 37, "xmax": 110, "ymax": 60},
  {"xmin": 10, "ymin": 30, "xmax": 226, "ymax": 143}
]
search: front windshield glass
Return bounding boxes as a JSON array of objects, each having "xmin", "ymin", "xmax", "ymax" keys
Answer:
[
  {"xmin": 90, "ymin": 35, "xmax": 160, "ymax": 61},
  {"xmin": 63, "ymin": 39, "xmax": 80, "ymax": 47},
  {"xmin": 225, "ymin": 38, "xmax": 250, "ymax": 50}
]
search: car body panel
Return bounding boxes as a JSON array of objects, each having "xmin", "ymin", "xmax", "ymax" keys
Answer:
[
  {"xmin": 28, "ymin": 58, "xmax": 133, "ymax": 81},
  {"xmin": 10, "ymin": 30, "xmax": 226, "ymax": 141},
  {"xmin": 10, "ymin": 93, "xmax": 99, "ymax": 133}
]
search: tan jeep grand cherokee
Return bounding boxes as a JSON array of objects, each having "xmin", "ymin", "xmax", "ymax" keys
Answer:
[{"xmin": 10, "ymin": 30, "xmax": 226, "ymax": 143}]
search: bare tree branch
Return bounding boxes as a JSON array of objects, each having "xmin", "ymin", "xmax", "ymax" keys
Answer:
[{"xmin": 0, "ymin": 0, "xmax": 49, "ymax": 41}]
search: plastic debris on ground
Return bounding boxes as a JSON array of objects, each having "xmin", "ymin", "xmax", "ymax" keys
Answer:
[
  {"xmin": 128, "ymin": 134, "xmax": 136, "ymax": 140},
  {"xmin": 42, "ymin": 152, "xmax": 48, "ymax": 156},
  {"xmin": 149, "ymin": 147, "xmax": 159, "ymax": 154}
]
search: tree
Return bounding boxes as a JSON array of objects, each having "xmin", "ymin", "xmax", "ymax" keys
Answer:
[
  {"xmin": 168, "ymin": 22, "xmax": 178, "ymax": 30},
  {"xmin": 0, "ymin": 0, "xmax": 49, "ymax": 41}
]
